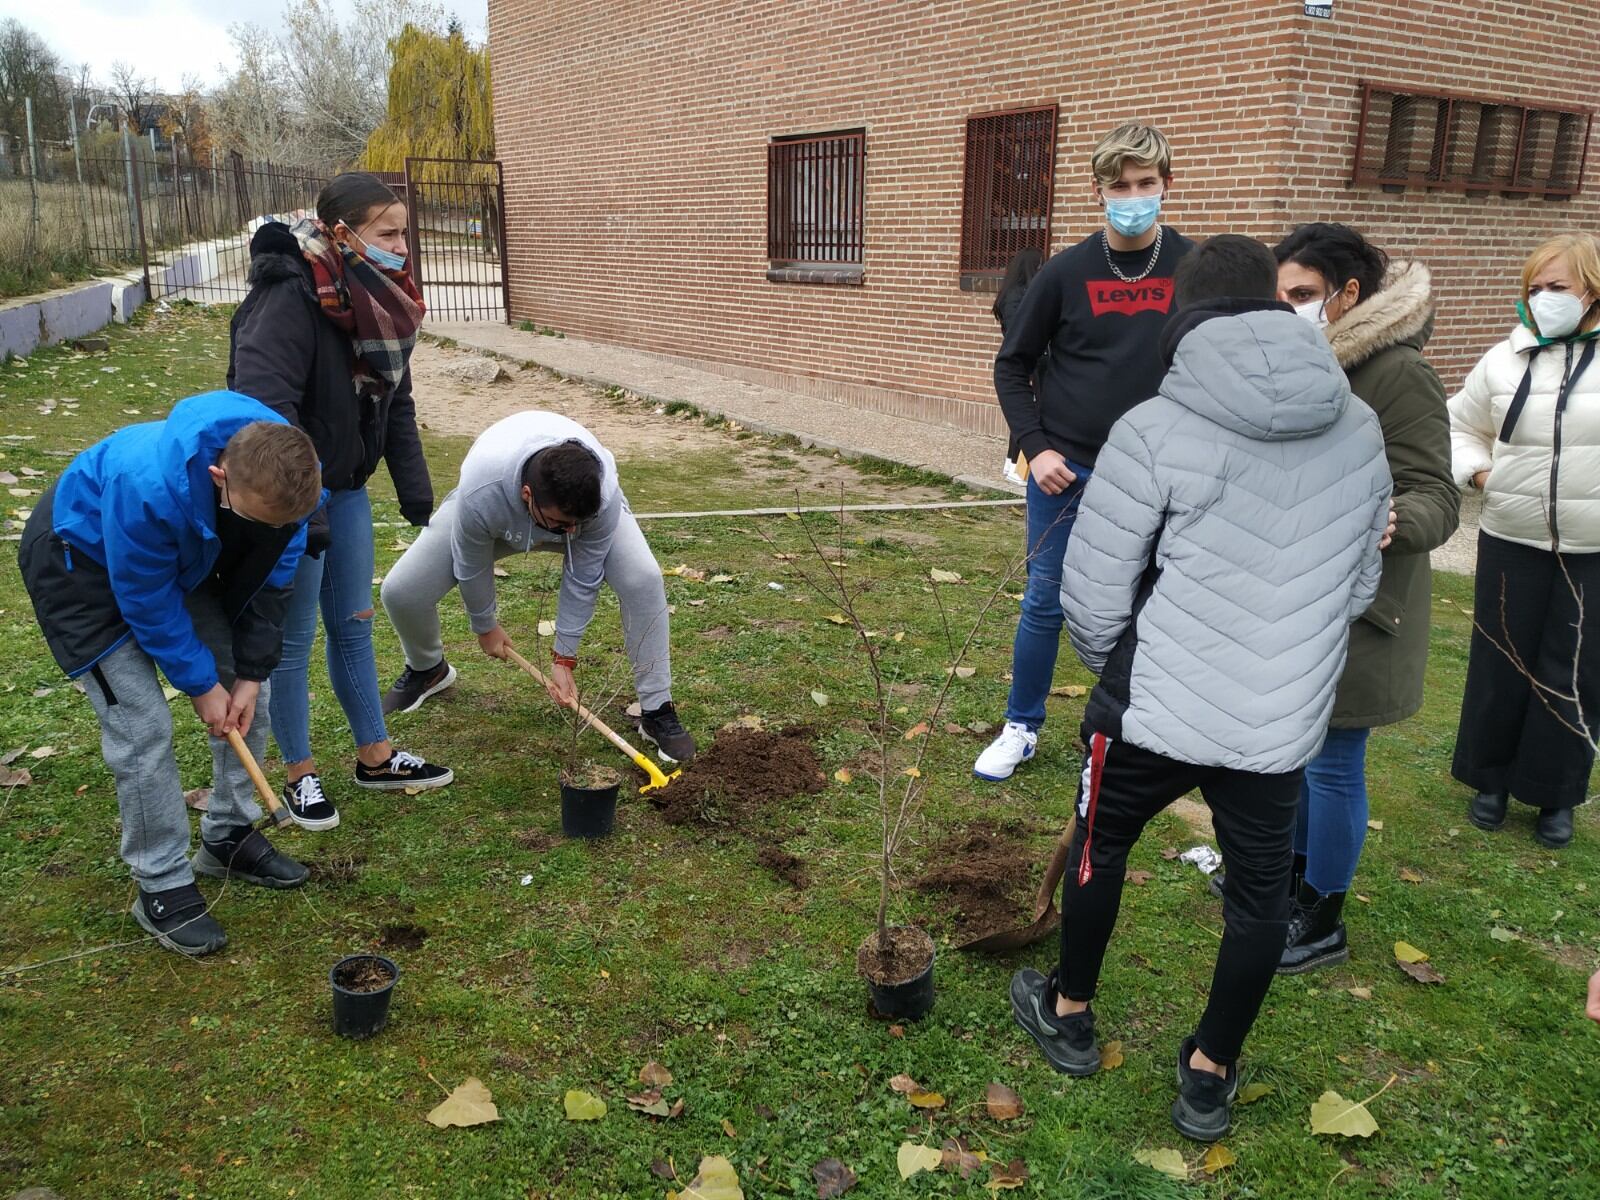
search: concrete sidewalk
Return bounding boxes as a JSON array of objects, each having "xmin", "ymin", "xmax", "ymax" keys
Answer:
[
  {"xmin": 430, "ymin": 320, "xmax": 1480, "ymax": 575},
  {"xmin": 429, "ymin": 321, "xmax": 1019, "ymax": 496}
]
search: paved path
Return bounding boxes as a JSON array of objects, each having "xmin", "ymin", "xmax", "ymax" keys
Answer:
[{"xmin": 428, "ymin": 320, "xmax": 1479, "ymax": 575}]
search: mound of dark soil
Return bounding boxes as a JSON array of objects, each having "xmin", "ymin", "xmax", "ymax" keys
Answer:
[
  {"xmin": 379, "ymin": 923, "xmax": 429, "ymax": 951},
  {"xmin": 916, "ymin": 822, "xmax": 1038, "ymax": 943},
  {"xmin": 754, "ymin": 843, "xmax": 809, "ymax": 889},
  {"xmin": 653, "ymin": 726, "xmax": 827, "ymax": 827}
]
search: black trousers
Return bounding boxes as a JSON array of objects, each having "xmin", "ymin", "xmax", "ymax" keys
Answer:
[
  {"xmin": 1453, "ymin": 533, "xmax": 1600, "ymax": 811},
  {"xmin": 1058, "ymin": 730, "xmax": 1301, "ymax": 1066}
]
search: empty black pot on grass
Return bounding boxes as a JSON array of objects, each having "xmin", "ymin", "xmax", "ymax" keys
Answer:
[
  {"xmin": 857, "ymin": 925, "xmax": 936, "ymax": 1020},
  {"xmin": 560, "ymin": 763, "xmax": 622, "ymax": 838},
  {"xmin": 330, "ymin": 954, "xmax": 399, "ymax": 1039}
]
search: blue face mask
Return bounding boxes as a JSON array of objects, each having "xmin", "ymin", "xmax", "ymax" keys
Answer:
[
  {"xmin": 1104, "ymin": 194, "xmax": 1162, "ymax": 238},
  {"xmin": 346, "ymin": 226, "xmax": 408, "ymax": 272}
]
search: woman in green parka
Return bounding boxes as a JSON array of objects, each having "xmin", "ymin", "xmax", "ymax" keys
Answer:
[{"xmin": 1270, "ymin": 223, "xmax": 1460, "ymax": 973}]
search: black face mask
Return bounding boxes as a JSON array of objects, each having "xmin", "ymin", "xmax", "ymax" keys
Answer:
[{"xmin": 215, "ymin": 504, "xmax": 281, "ymax": 548}]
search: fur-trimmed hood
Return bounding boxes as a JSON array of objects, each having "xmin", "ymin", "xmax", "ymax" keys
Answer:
[
  {"xmin": 1325, "ymin": 259, "xmax": 1434, "ymax": 371},
  {"xmin": 244, "ymin": 221, "xmax": 313, "ymax": 289}
]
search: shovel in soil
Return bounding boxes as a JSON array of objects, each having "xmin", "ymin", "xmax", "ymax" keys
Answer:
[
  {"xmin": 503, "ymin": 647, "xmax": 680, "ymax": 794},
  {"xmin": 225, "ymin": 729, "xmax": 293, "ymax": 830},
  {"xmin": 955, "ymin": 816, "xmax": 1074, "ymax": 953}
]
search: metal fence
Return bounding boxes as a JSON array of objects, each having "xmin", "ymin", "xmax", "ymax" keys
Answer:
[{"xmin": 1, "ymin": 117, "xmax": 326, "ymax": 304}]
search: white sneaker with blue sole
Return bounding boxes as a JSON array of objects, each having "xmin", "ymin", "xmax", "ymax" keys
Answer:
[{"xmin": 973, "ymin": 721, "xmax": 1037, "ymax": 781}]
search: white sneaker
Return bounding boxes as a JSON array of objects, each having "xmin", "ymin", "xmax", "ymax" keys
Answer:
[{"xmin": 973, "ymin": 721, "xmax": 1037, "ymax": 781}]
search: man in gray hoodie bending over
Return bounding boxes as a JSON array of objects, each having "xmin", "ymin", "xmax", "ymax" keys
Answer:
[
  {"xmin": 379, "ymin": 410, "xmax": 694, "ymax": 763},
  {"xmin": 1007, "ymin": 236, "xmax": 1391, "ymax": 1142}
]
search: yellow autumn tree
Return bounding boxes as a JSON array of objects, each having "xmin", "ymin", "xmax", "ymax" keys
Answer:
[{"xmin": 363, "ymin": 22, "xmax": 493, "ymax": 175}]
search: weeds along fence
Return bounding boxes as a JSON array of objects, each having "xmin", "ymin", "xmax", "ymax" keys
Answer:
[{"xmin": 0, "ymin": 123, "xmax": 326, "ymax": 303}]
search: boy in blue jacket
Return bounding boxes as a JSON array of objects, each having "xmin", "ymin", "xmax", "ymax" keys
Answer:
[{"xmin": 18, "ymin": 392, "xmax": 324, "ymax": 956}]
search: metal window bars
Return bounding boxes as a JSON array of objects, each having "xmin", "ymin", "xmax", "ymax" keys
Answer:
[
  {"xmin": 766, "ymin": 131, "xmax": 866, "ymax": 267},
  {"xmin": 958, "ymin": 105, "xmax": 1057, "ymax": 288},
  {"xmin": 1352, "ymin": 83, "xmax": 1592, "ymax": 197}
]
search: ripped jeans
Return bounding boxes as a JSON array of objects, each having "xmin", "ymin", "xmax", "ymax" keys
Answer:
[{"xmin": 269, "ymin": 485, "xmax": 389, "ymax": 764}]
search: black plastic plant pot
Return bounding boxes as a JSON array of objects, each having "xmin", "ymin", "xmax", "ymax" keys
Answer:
[
  {"xmin": 858, "ymin": 926, "xmax": 936, "ymax": 1021},
  {"xmin": 330, "ymin": 954, "xmax": 399, "ymax": 1040},
  {"xmin": 560, "ymin": 778, "xmax": 620, "ymax": 839}
]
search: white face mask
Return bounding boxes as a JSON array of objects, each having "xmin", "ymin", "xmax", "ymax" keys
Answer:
[
  {"xmin": 1293, "ymin": 297, "xmax": 1330, "ymax": 329},
  {"xmin": 1529, "ymin": 290, "xmax": 1590, "ymax": 340}
]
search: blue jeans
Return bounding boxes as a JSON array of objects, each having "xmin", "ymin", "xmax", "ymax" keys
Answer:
[
  {"xmin": 1006, "ymin": 465, "xmax": 1092, "ymax": 731},
  {"xmin": 1293, "ymin": 726, "xmax": 1372, "ymax": 894},
  {"xmin": 269, "ymin": 486, "xmax": 389, "ymax": 764}
]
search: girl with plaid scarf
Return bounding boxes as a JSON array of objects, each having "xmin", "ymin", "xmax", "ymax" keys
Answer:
[{"xmin": 227, "ymin": 173, "xmax": 454, "ymax": 831}]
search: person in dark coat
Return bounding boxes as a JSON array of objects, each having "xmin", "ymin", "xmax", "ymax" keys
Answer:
[
  {"xmin": 1270, "ymin": 224, "xmax": 1459, "ymax": 973},
  {"xmin": 993, "ymin": 247, "xmax": 1044, "ymax": 483},
  {"xmin": 228, "ymin": 173, "xmax": 453, "ymax": 832}
]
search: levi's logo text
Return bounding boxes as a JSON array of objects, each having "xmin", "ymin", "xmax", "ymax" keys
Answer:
[{"xmin": 1087, "ymin": 278, "xmax": 1175, "ymax": 317}]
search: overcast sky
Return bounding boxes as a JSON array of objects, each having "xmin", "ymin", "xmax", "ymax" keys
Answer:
[{"xmin": 2, "ymin": 0, "xmax": 489, "ymax": 92}]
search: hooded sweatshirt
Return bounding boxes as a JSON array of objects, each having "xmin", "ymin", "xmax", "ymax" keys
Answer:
[
  {"xmin": 1062, "ymin": 302, "xmax": 1392, "ymax": 774},
  {"xmin": 447, "ymin": 411, "xmax": 622, "ymax": 656}
]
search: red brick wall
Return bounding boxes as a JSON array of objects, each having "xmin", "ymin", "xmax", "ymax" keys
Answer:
[
  {"xmin": 1284, "ymin": 0, "xmax": 1600, "ymax": 390},
  {"xmin": 489, "ymin": 0, "xmax": 1597, "ymax": 431}
]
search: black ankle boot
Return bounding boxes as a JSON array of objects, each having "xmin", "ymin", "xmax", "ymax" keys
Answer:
[
  {"xmin": 1276, "ymin": 880, "xmax": 1348, "ymax": 975},
  {"xmin": 1468, "ymin": 790, "xmax": 1508, "ymax": 831},
  {"xmin": 1535, "ymin": 807, "xmax": 1574, "ymax": 849}
]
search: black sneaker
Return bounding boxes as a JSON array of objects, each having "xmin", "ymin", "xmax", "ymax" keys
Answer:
[
  {"xmin": 131, "ymin": 883, "xmax": 227, "ymax": 957},
  {"xmin": 1171, "ymin": 1036, "xmax": 1240, "ymax": 1142},
  {"xmin": 355, "ymin": 749, "xmax": 454, "ymax": 791},
  {"xmin": 193, "ymin": 825, "xmax": 309, "ymax": 889},
  {"xmin": 638, "ymin": 701, "xmax": 696, "ymax": 763},
  {"xmin": 283, "ymin": 774, "xmax": 340, "ymax": 830},
  {"xmin": 382, "ymin": 659, "xmax": 458, "ymax": 716},
  {"xmin": 1008, "ymin": 967, "xmax": 1100, "ymax": 1076}
]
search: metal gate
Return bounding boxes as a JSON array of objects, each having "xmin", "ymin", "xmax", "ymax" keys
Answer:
[{"xmin": 403, "ymin": 157, "xmax": 509, "ymax": 322}]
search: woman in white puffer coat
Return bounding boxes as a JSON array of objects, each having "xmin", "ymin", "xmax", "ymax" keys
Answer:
[{"xmin": 1449, "ymin": 232, "xmax": 1600, "ymax": 850}]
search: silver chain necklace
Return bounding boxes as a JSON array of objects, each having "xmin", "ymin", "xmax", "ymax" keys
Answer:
[{"xmin": 1101, "ymin": 226, "xmax": 1164, "ymax": 283}]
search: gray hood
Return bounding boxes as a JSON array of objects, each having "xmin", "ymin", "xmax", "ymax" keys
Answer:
[{"xmin": 1160, "ymin": 308, "xmax": 1351, "ymax": 442}]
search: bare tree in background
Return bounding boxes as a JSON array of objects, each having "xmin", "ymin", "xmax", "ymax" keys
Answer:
[
  {"xmin": 109, "ymin": 60, "xmax": 153, "ymax": 135},
  {"xmin": 0, "ymin": 19, "xmax": 67, "ymax": 141},
  {"xmin": 216, "ymin": 0, "xmax": 445, "ymax": 169}
]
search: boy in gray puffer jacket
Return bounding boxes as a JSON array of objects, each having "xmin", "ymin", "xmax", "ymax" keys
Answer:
[{"xmin": 1008, "ymin": 236, "xmax": 1391, "ymax": 1142}]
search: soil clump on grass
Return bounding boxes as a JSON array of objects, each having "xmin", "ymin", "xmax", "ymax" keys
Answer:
[
  {"xmin": 652, "ymin": 726, "xmax": 826, "ymax": 827},
  {"xmin": 379, "ymin": 924, "xmax": 429, "ymax": 951},
  {"xmin": 916, "ymin": 821, "xmax": 1038, "ymax": 943},
  {"xmin": 754, "ymin": 843, "xmax": 809, "ymax": 889}
]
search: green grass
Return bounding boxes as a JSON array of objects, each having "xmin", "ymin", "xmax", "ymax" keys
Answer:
[{"xmin": 1, "ymin": 306, "xmax": 1598, "ymax": 1198}]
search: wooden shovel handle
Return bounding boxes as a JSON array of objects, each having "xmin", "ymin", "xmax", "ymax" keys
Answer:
[
  {"xmin": 502, "ymin": 647, "xmax": 674, "ymax": 791},
  {"xmin": 1033, "ymin": 816, "xmax": 1076, "ymax": 920},
  {"xmin": 226, "ymin": 729, "xmax": 282, "ymax": 816}
]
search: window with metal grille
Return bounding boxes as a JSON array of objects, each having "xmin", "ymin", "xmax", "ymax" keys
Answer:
[
  {"xmin": 959, "ymin": 105, "xmax": 1058, "ymax": 291},
  {"xmin": 1352, "ymin": 83, "xmax": 1591, "ymax": 198},
  {"xmin": 766, "ymin": 130, "xmax": 865, "ymax": 283}
]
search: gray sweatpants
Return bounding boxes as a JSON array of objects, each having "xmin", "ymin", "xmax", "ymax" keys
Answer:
[
  {"xmin": 381, "ymin": 491, "xmax": 673, "ymax": 709},
  {"xmin": 81, "ymin": 589, "xmax": 269, "ymax": 892}
]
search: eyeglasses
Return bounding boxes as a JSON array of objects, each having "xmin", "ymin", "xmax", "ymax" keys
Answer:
[
  {"xmin": 221, "ymin": 475, "xmax": 291, "ymax": 530},
  {"xmin": 527, "ymin": 489, "xmax": 576, "ymax": 535}
]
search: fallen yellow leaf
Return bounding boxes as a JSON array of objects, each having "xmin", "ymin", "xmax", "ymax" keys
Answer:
[
  {"xmin": 897, "ymin": 1142, "xmax": 943, "ymax": 1180},
  {"xmin": 1133, "ymin": 1148, "xmax": 1187, "ymax": 1180},
  {"xmin": 678, "ymin": 1154, "xmax": 744, "ymax": 1200},
  {"xmin": 907, "ymin": 1090, "xmax": 945, "ymax": 1110},
  {"xmin": 426, "ymin": 1077, "xmax": 500, "ymax": 1128},
  {"xmin": 1202, "ymin": 1143, "xmax": 1236, "ymax": 1173},
  {"xmin": 562, "ymin": 1089, "xmax": 606, "ymax": 1121},
  {"xmin": 1394, "ymin": 941, "xmax": 1429, "ymax": 963},
  {"xmin": 833, "ymin": 768, "xmax": 853, "ymax": 783},
  {"xmin": 1308, "ymin": 1089, "xmax": 1379, "ymax": 1138},
  {"xmin": 1099, "ymin": 1041, "xmax": 1125, "ymax": 1070}
]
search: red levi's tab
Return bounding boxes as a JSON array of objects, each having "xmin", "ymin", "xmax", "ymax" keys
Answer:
[{"xmin": 1086, "ymin": 277, "xmax": 1176, "ymax": 317}]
